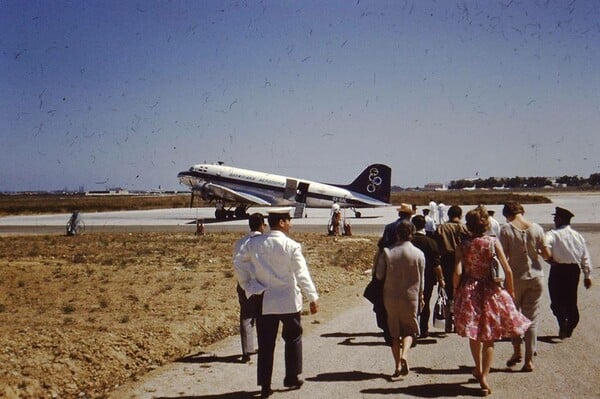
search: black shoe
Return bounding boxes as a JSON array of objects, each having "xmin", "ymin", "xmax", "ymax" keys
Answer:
[
  {"xmin": 283, "ymin": 377, "xmax": 304, "ymax": 389},
  {"xmin": 260, "ymin": 386, "xmax": 273, "ymax": 398},
  {"xmin": 419, "ymin": 331, "xmax": 429, "ymax": 339},
  {"xmin": 558, "ymin": 327, "xmax": 567, "ymax": 339},
  {"xmin": 564, "ymin": 327, "xmax": 573, "ymax": 338},
  {"xmin": 241, "ymin": 354, "xmax": 251, "ymax": 363},
  {"xmin": 400, "ymin": 358, "xmax": 409, "ymax": 376}
]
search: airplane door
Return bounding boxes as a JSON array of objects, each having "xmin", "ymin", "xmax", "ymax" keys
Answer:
[
  {"xmin": 296, "ymin": 182, "xmax": 309, "ymax": 203},
  {"xmin": 284, "ymin": 179, "xmax": 298, "ymax": 201}
]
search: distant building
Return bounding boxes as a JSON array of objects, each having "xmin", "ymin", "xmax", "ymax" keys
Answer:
[
  {"xmin": 85, "ymin": 188, "xmax": 129, "ymax": 196},
  {"xmin": 424, "ymin": 182, "xmax": 447, "ymax": 191}
]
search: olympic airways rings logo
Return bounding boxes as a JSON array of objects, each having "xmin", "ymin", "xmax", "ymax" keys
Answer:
[{"xmin": 367, "ymin": 167, "xmax": 383, "ymax": 193}]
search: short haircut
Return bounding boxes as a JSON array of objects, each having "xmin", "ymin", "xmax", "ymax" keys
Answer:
[
  {"xmin": 268, "ymin": 212, "xmax": 291, "ymax": 228},
  {"xmin": 502, "ymin": 201, "xmax": 524, "ymax": 218},
  {"xmin": 447, "ymin": 205, "xmax": 463, "ymax": 219},
  {"xmin": 465, "ymin": 206, "xmax": 490, "ymax": 236},
  {"xmin": 396, "ymin": 220, "xmax": 415, "ymax": 241},
  {"xmin": 412, "ymin": 215, "xmax": 426, "ymax": 230},
  {"xmin": 248, "ymin": 212, "xmax": 265, "ymax": 231},
  {"xmin": 422, "ymin": 209, "xmax": 430, "ymax": 215}
]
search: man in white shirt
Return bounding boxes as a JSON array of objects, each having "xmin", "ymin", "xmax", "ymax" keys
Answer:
[
  {"xmin": 233, "ymin": 213, "xmax": 265, "ymax": 363},
  {"xmin": 422, "ymin": 209, "xmax": 436, "ymax": 237},
  {"xmin": 485, "ymin": 209, "xmax": 501, "ymax": 237},
  {"xmin": 438, "ymin": 202, "xmax": 447, "ymax": 224},
  {"xmin": 545, "ymin": 207, "xmax": 593, "ymax": 339},
  {"xmin": 234, "ymin": 207, "xmax": 319, "ymax": 398},
  {"xmin": 428, "ymin": 199, "xmax": 439, "ymax": 224}
]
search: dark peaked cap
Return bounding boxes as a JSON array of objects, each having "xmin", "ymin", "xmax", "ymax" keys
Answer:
[{"xmin": 553, "ymin": 207, "xmax": 574, "ymax": 219}]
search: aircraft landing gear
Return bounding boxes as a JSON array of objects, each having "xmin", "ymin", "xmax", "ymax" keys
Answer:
[
  {"xmin": 215, "ymin": 206, "xmax": 249, "ymax": 220},
  {"xmin": 234, "ymin": 206, "xmax": 249, "ymax": 219},
  {"xmin": 351, "ymin": 208, "xmax": 362, "ymax": 218},
  {"xmin": 215, "ymin": 209, "xmax": 227, "ymax": 220}
]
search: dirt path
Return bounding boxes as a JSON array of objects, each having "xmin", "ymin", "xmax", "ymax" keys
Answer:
[{"xmin": 110, "ymin": 233, "xmax": 600, "ymax": 399}]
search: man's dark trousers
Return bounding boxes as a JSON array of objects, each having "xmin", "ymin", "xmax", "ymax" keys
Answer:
[
  {"xmin": 420, "ymin": 273, "xmax": 437, "ymax": 335},
  {"xmin": 256, "ymin": 312, "xmax": 303, "ymax": 387},
  {"xmin": 548, "ymin": 263, "xmax": 580, "ymax": 335}
]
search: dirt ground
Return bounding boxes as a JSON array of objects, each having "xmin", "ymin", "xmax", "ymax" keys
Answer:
[{"xmin": 0, "ymin": 232, "xmax": 377, "ymax": 398}]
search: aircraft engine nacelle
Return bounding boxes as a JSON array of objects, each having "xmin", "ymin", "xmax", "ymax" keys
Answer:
[{"xmin": 199, "ymin": 183, "xmax": 213, "ymax": 201}]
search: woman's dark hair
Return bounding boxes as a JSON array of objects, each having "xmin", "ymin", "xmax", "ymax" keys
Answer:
[
  {"xmin": 502, "ymin": 201, "xmax": 524, "ymax": 218},
  {"xmin": 411, "ymin": 215, "xmax": 426, "ymax": 230},
  {"xmin": 447, "ymin": 205, "xmax": 463, "ymax": 219},
  {"xmin": 395, "ymin": 220, "xmax": 415, "ymax": 241}
]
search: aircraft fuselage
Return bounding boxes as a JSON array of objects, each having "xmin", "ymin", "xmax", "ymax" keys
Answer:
[{"xmin": 179, "ymin": 163, "xmax": 383, "ymax": 209}]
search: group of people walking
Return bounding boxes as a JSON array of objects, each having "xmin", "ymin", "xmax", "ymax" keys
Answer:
[
  {"xmin": 373, "ymin": 201, "xmax": 593, "ymax": 395},
  {"xmin": 231, "ymin": 202, "xmax": 592, "ymax": 398}
]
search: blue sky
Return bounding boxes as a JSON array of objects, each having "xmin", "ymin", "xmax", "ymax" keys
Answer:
[{"xmin": 1, "ymin": 0, "xmax": 599, "ymax": 191}]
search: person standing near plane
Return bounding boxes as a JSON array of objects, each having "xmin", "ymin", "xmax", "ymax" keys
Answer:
[
  {"xmin": 428, "ymin": 199, "xmax": 439, "ymax": 224},
  {"xmin": 234, "ymin": 207, "xmax": 319, "ymax": 399},
  {"xmin": 438, "ymin": 202, "xmax": 447, "ymax": 224},
  {"xmin": 545, "ymin": 207, "xmax": 593, "ymax": 339},
  {"xmin": 232, "ymin": 213, "xmax": 266, "ymax": 363},
  {"xmin": 329, "ymin": 203, "xmax": 342, "ymax": 237}
]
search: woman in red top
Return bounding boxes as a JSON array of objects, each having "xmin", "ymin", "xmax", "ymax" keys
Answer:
[{"xmin": 453, "ymin": 206, "xmax": 531, "ymax": 395}]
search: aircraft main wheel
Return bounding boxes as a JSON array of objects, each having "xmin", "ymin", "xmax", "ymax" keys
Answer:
[
  {"xmin": 215, "ymin": 209, "xmax": 226, "ymax": 220},
  {"xmin": 234, "ymin": 207, "xmax": 248, "ymax": 218},
  {"xmin": 355, "ymin": 211, "xmax": 362, "ymax": 218}
]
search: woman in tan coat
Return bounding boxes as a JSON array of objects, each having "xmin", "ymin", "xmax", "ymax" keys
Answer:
[{"xmin": 375, "ymin": 220, "xmax": 425, "ymax": 378}]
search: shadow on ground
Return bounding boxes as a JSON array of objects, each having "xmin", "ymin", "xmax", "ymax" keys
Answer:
[{"xmin": 176, "ymin": 351, "xmax": 243, "ymax": 364}]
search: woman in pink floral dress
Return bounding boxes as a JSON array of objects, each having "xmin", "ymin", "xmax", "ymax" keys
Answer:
[{"xmin": 453, "ymin": 206, "xmax": 531, "ymax": 395}]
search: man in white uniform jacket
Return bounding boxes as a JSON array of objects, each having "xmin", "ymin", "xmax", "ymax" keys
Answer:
[
  {"xmin": 233, "ymin": 212, "xmax": 266, "ymax": 363},
  {"xmin": 234, "ymin": 207, "xmax": 319, "ymax": 398}
]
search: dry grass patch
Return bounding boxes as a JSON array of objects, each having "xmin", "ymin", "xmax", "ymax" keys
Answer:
[{"xmin": 0, "ymin": 231, "xmax": 377, "ymax": 398}]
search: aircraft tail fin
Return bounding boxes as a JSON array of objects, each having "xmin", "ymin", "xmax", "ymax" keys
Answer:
[{"xmin": 341, "ymin": 164, "xmax": 391, "ymax": 203}]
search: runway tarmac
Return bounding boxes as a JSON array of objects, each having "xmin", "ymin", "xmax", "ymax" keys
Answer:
[{"xmin": 1, "ymin": 192, "xmax": 599, "ymax": 235}]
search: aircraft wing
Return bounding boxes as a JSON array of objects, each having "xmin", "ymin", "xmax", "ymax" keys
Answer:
[
  {"xmin": 345, "ymin": 192, "xmax": 390, "ymax": 207},
  {"xmin": 202, "ymin": 183, "xmax": 272, "ymax": 206}
]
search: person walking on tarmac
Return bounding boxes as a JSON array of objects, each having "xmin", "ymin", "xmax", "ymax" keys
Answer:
[
  {"xmin": 545, "ymin": 206, "xmax": 593, "ymax": 339},
  {"xmin": 434, "ymin": 205, "xmax": 468, "ymax": 332},
  {"xmin": 234, "ymin": 207, "xmax": 319, "ymax": 398},
  {"xmin": 232, "ymin": 213, "xmax": 266, "ymax": 363}
]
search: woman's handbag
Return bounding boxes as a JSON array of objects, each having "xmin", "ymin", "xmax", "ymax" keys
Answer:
[
  {"xmin": 433, "ymin": 287, "xmax": 448, "ymax": 329},
  {"xmin": 490, "ymin": 239, "xmax": 505, "ymax": 284},
  {"xmin": 363, "ymin": 277, "xmax": 381, "ymax": 305},
  {"xmin": 364, "ymin": 249, "xmax": 387, "ymax": 305}
]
